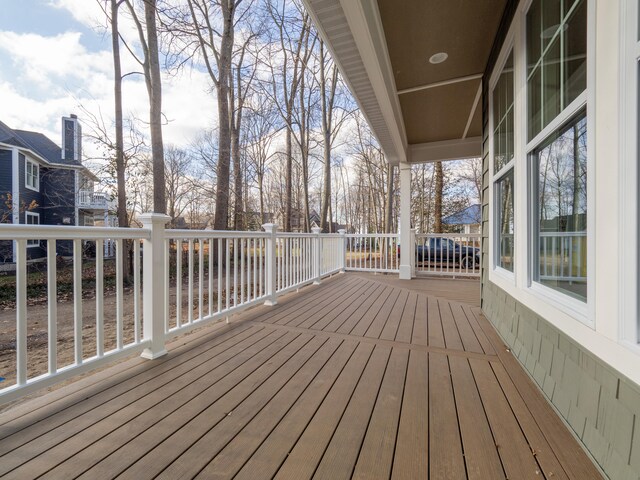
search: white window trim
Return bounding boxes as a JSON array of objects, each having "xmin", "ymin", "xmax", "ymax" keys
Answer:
[
  {"xmin": 523, "ymin": 0, "xmax": 596, "ymax": 327},
  {"xmin": 488, "ymin": 20, "xmax": 518, "ymax": 285},
  {"xmin": 620, "ymin": 0, "xmax": 639, "ymax": 346},
  {"xmin": 25, "ymin": 211, "xmax": 40, "ymax": 247},
  {"xmin": 25, "ymin": 157, "xmax": 39, "ymax": 192},
  {"xmin": 488, "ymin": 0, "xmax": 596, "ymax": 328}
]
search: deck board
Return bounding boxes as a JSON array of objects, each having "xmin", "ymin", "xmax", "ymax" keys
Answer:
[{"xmin": 0, "ymin": 273, "xmax": 602, "ymax": 480}]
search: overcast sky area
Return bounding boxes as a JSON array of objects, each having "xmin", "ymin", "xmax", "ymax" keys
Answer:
[{"xmin": 0, "ymin": 0, "xmax": 218, "ymax": 159}]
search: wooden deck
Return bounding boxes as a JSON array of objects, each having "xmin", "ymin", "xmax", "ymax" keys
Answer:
[{"xmin": 0, "ymin": 273, "xmax": 602, "ymax": 479}]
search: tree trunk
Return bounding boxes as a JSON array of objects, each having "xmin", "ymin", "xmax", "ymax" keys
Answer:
[
  {"xmin": 284, "ymin": 114, "xmax": 293, "ymax": 231},
  {"xmin": 144, "ymin": 0, "xmax": 166, "ymax": 214},
  {"xmin": 110, "ymin": 0, "xmax": 132, "ymax": 281},
  {"xmin": 213, "ymin": 3, "xmax": 234, "ymax": 231}
]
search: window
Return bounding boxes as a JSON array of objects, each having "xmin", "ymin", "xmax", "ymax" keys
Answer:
[
  {"xmin": 25, "ymin": 159, "xmax": 39, "ymax": 191},
  {"xmin": 496, "ymin": 171, "xmax": 514, "ymax": 271},
  {"xmin": 526, "ymin": 0, "xmax": 588, "ymax": 303},
  {"xmin": 25, "ymin": 212, "xmax": 40, "ymax": 247},
  {"xmin": 531, "ymin": 111, "xmax": 587, "ymax": 301},
  {"xmin": 492, "ymin": 51, "xmax": 515, "ymax": 273}
]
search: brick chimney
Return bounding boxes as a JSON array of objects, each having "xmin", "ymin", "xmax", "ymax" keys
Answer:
[{"xmin": 61, "ymin": 114, "xmax": 82, "ymax": 162}]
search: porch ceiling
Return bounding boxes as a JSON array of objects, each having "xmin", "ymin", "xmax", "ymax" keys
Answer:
[{"xmin": 303, "ymin": 0, "xmax": 507, "ymax": 164}]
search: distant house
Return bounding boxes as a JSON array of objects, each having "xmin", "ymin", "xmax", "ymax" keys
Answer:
[
  {"xmin": 0, "ymin": 115, "xmax": 108, "ymax": 262},
  {"xmin": 442, "ymin": 204, "xmax": 481, "ymax": 234}
]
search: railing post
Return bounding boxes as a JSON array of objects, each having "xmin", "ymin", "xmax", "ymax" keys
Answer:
[
  {"xmin": 312, "ymin": 227, "xmax": 322, "ymax": 284},
  {"xmin": 262, "ymin": 223, "xmax": 278, "ymax": 306},
  {"xmin": 410, "ymin": 228, "xmax": 416, "ymax": 278},
  {"xmin": 338, "ymin": 229, "xmax": 346, "ymax": 273},
  {"xmin": 139, "ymin": 213, "xmax": 170, "ymax": 360}
]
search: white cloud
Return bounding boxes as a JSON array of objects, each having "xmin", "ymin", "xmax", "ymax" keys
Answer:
[
  {"xmin": 0, "ymin": 28, "xmax": 218, "ymax": 162},
  {"xmin": 47, "ymin": 0, "xmax": 106, "ymax": 28}
]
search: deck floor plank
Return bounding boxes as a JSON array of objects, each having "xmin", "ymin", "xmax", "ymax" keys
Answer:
[
  {"xmin": 391, "ymin": 349, "xmax": 428, "ymax": 480},
  {"xmin": 352, "ymin": 347, "xmax": 409, "ymax": 480},
  {"xmin": 197, "ymin": 339, "xmax": 359, "ymax": 480},
  {"xmin": 321, "ymin": 282, "xmax": 387, "ymax": 334},
  {"xmin": 0, "ymin": 273, "xmax": 603, "ymax": 480},
  {"xmin": 307, "ymin": 345, "xmax": 391, "ymax": 480},
  {"xmin": 271, "ymin": 343, "xmax": 375, "ymax": 480},
  {"xmin": 449, "ymin": 356, "xmax": 505, "ymax": 479},
  {"xmin": 428, "ymin": 352, "xmax": 466, "ymax": 480}
]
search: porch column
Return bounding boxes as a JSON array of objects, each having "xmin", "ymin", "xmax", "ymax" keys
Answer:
[{"xmin": 399, "ymin": 162, "xmax": 412, "ymax": 279}]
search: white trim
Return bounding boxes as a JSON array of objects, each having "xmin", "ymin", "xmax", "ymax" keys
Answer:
[
  {"xmin": 334, "ymin": 0, "xmax": 408, "ymax": 163},
  {"xmin": 397, "ymin": 73, "xmax": 483, "ymax": 95},
  {"xmin": 24, "ymin": 157, "xmax": 39, "ymax": 192},
  {"xmin": 488, "ymin": 20, "xmax": 517, "ymax": 286},
  {"xmin": 462, "ymin": 82, "xmax": 483, "ymax": 139},
  {"xmin": 620, "ymin": 0, "xmax": 639, "ymax": 345}
]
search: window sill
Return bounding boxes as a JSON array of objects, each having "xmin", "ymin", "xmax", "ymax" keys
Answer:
[
  {"xmin": 25, "ymin": 184, "xmax": 39, "ymax": 192},
  {"xmin": 527, "ymin": 281, "xmax": 592, "ymax": 328}
]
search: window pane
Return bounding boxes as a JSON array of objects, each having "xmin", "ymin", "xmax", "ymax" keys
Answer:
[
  {"xmin": 533, "ymin": 110, "xmax": 587, "ymax": 301},
  {"xmin": 496, "ymin": 170, "xmax": 514, "ymax": 272},
  {"xmin": 527, "ymin": 0, "xmax": 586, "ymax": 140},
  {"xmin": 564, "ymin": 0, "xmax": 587, "ymax": 106},
  {"xmin": 493, "ymin": 52, "xmax": 514, "ymax": 174}
]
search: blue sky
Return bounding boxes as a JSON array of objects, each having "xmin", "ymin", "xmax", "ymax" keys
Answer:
[{"xmin": 0, "ymin": 0, "xmax": 216, "ymax": 159}]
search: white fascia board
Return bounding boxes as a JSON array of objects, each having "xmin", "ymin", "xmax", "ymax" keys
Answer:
[
  {"xmin": 408, "ymin": 137, "xmax": 483, "ymax": 163},
  {"xmin": 339, "ymin": 0, "xmax": 407, "ymax": 162},
  {"xmin": 0, "ymin": 141, "xmax": 80, "ymax": 171}
]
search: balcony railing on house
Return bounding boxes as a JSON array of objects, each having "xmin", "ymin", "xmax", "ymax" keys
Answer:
[
  {"xmin": 0, "ymin": 220, "xmax": 480, "ymax": 404},
  {"xmin": 77, "ymin": 190, "xmax": 108, "ymax": 209}
]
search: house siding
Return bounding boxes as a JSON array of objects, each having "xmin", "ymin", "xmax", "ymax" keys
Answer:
[
  {"xmin": 19, "ymin": 153, "xmax": 46, "ymax": 260},
  {"xmin": 0, "ymin": 149, "xmax": 12, "ymax": 221},
  {"xmin": 481, "ymin": 2, "xmax": 639, "ymax": 479}
]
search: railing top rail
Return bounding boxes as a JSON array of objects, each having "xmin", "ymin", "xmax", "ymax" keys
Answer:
[
  {"xmin": 164, "ymin": 229, "xmax": 270, "ymax": 240},
  {"xmin": 0, "ymin": 224, "xmax": 151, "ymax": 240},
  {"xmin": 276, "ymin": 232, "xmax": 317, "ymax": 238},
  {"xmin": 345, "ymin": 233, "xmax": 399, "ymax": 238},
  {"xmin": 415, "ymin": 232, "xmax": 481, "ymax": 239},
  {"xmin": 539, "ymin": 231, "xmax": 587, "ymax": 237}
]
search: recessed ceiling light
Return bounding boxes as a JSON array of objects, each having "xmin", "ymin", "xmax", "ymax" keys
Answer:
[{"xmin": 429, "ymin": 52, "xmax": 448, "ymax": 64}]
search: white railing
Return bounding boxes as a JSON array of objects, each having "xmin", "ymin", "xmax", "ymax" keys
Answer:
[
  {"xmin": 77, "ymin": 190, "xmax": 108, "ymax": 209},
  {"xmin": 345, "ymin": 233, "xmax": 400, "ymax": 273},
  {"xmin": 0, "ymin": 224, "xmax": 150, "ymax": 404},
  {"xmin": 539, "ymin": 231, "xmax": 587, "ymax": 282},
  {"xmin": 0, "ymin": 218, "xmax": 347, "ymax": 403},
  {"xmin": 414, "ymin": 233, "xmax": 481, "ymax": 277}
]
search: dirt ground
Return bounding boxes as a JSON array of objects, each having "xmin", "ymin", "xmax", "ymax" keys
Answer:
[{"xmin": 0, "ymin": 286, "xmax": 143, "ymax": 389}]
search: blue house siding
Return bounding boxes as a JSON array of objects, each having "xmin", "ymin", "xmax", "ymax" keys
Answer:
[{"xmin": 0, "ymin": 149, "xmax": 12, "ymax": 222}]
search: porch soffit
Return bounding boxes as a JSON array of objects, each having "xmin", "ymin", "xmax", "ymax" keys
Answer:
[{"xmin": 303, "ymin": 0, "xmax": 507, "ymax": 164}]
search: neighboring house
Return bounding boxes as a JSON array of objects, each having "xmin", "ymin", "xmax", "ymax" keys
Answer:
[
  {"xmin": 303, "ymin": 1, "xmax": 640, "ymax": 478},
  {"xmin": 0, "ymin": 115, "xmax": 107, "ymax": 262},
  {"xmin": 442, "ymin": 204, "xmax": 481, "ymax": 234}
]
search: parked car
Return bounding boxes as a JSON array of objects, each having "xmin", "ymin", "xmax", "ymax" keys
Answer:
[
  {"xmin": 399, "ymin": 238, "xmax": 480, "ymax": 268},
  {"xmin": 417, "ymin": 238, "xmax": 480, "ymax": 268}
]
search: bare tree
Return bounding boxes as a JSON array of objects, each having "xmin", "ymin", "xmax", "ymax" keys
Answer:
[{"xmin": 125, "ymin": 0, "xmax": 166, "ymax": 214}]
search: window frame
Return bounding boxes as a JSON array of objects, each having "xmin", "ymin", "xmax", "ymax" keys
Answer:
[
  {"xmin": 25, "ymin": 158, "xmax": 39, "ymax": 192},
  {"xmin": 25, "ymin": 211, "xmax": 40, "ymax": 247},
  {"xmin": 489, "ymin": 31, "xmax": 517, "ymax": 283},
  {"xmin": 523, "ymin": 0, "xmax": 595, "ymax": 326}
]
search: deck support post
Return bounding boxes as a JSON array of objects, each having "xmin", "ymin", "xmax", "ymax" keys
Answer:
[
  {"xmin": 338, "ymin": 229, "xmax": 346, "ymax": 273},
  {"xmin": 399, "ymin": 162, "xmax": 412, "ymax": 279},
  {"xmin": 140, "ymin": 213, "xmax": 170, "ymax": 359},
  {"xmin": 312, "ymin": 227, "xmax": 322, "ymax": 284},
  {"xmin": 263, "ymin": 223, "xmax": 278, "ymax": 306}
]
